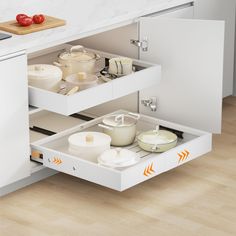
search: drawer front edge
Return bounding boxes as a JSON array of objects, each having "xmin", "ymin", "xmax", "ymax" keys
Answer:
[
  {"xmin": 30, "ymin": 145, "xmax": 122, "ymax": 191},
  {"xmin": 120, "ymin": 133, "xmax": 212, "ymax": 191}
]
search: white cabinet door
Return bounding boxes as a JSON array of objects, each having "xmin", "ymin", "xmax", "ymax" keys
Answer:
[
  {"xmin": 139, "ymin": 18, "xmax": 224, "ymax": 133},
  {"xmin": 194, "ymin": 0, "xmax": 236, "ymax": 97},
  {"xmin": 0, "ymin": 52, "xmax": 30, "ymax": 188}
]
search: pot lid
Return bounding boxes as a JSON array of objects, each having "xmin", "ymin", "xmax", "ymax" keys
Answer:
[
  {"xmin": 98, "ymin": 148, "xmax": 138, "ymax": 167},
  {"xmin": 103, "ymin": 114, "xmax": 138, "ymax": 127},
  {"xmin": 28, "ymin": 64, "xmax": 62, "ymax": 79},
  {"xmin": 59, "ymin": 45, "xmax": 97, "ymax": 62},
  {"xmin": 138, "ymin": 129, "xmax": 177, "ymax": 145},
  {"xmin": 68, "ymin": 132, "xmax": 111, "ymax": 148}
]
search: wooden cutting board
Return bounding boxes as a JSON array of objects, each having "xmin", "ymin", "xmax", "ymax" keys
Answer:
[{"xmin": 0, "ymin": 16, "xmax": 66, "ymax": 35}]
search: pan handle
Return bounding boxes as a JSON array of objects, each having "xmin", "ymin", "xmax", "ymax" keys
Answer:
[
  {"xmin": 53, "ymin": 61, "xmax": 70, "ymax": 68},
  {"xmin": 151, "ymin": 145, "xmax": 160, "ymax": 152}
]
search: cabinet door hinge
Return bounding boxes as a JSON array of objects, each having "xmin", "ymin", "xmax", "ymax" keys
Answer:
[{"xmin": 130, "ymin": 37, "xmax": 148, "ymax": 51}]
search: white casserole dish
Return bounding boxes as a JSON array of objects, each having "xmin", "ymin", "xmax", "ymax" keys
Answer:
[
  {"xmin": 68, "ymin": 132, "xmax": 111, "ymax": 160},
  {"xmin": 28, "ymin": 64, "xmax": 62, "ymax": 92}
]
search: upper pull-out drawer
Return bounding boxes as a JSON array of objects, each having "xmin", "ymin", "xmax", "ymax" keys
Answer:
[
  {"xmin": 30, "ymin": 110, "xmax": 212, "ymax": 191},
  {"xmin": 28, "ymin": 46, "xmax": 161, "ymax": 115}
]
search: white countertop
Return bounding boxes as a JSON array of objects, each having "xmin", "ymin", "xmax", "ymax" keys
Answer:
[{"xmin": 0, "ymin": 0, "xmax": 193, "ymax": 57}]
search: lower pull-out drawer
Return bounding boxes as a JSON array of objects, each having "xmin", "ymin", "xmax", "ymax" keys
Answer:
[
  {"xmin": 28, "ymin": 46, "xmax": 161, "ymax": 115},
  {"xmin": 30, "ymin": 110, "xmax": 212, "ymax": 191}
]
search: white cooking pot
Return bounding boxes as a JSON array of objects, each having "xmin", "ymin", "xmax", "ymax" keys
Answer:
[
  {"xmin": 54, "ymin": 45, "xmax": 100, "ymax": 79},
  {"xmin": 28, "ymin": 64, "xmax": 62, "ymax": 91},
  {"xmin": 68, "ymin": 132, "xmax": 111, "ymax": 161},
  {"xmin": 98, "ymin": 113, "xmax": 140, "ymax": 147}
]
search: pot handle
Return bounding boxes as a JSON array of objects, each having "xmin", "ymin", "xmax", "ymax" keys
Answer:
[
  {"xmin": 70, "ymin": 45, "xmax": 86, "ymax": 53},
  {"xmin": 115, "ymin": 114, "xmax": 125, "ymax": 124},
  {"xmin": 98, "ymin": 124, "xmax": 114, "ymax": 131},
  {"xmin": 151, "ymin": 145, "xmax": 160, "ymax": 152},
  {"xmin": 128, "ymin": 112, "xmax": 140, "ymax": 120},
  {"xmin": 53, "ymin": 61, "xmax": 70, "ymax": 68}
]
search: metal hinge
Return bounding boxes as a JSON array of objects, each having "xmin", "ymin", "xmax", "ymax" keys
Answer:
[
  {"xmin": 130, "ymin": 37, "xmax": 148, "ymax": 51},
  {"xmin": 141, "ymin": 97, "xmax": 157, "ymax": 112}
]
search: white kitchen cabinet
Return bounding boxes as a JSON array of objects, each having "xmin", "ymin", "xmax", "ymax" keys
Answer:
[
  {"xmin": 0, "ymin": 52, "xmax": 30, "ymax": 188},
  {"xmin": 26, "ymin": 5, "xmax": 224, "ymax": 191},
  {"xmin": 0, "ymin": 3, "xmax": 226, "ymax": 193}
]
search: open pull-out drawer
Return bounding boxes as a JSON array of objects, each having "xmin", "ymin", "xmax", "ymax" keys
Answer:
[
  {"xmin": 28, "ymin": 46, "xmax": 161, "ymax": 115},
  {"xmin": 30, "ymin": 110, "xmax": 212, "ymax": 191}
]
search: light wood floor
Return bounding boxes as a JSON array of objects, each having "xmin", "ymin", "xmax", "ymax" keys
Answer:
[{"xmin": 1, "ymin": 97, "xmax": 236, "ymax": 236}]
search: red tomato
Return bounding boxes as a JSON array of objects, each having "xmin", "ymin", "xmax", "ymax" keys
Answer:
[
  {"xmin": 18, "ymin": 17, "xmax": 33, "ymax": 27},
  {"xmin": 16, "ymin": 14, "xmax": 28, "ymax": 23},
  {"xmin": 32, "ymin": 14, "xmax": 45, "ymax": 24}
]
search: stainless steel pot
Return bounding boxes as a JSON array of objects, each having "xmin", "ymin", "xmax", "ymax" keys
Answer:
[
  {"xmin": 54, "ymin": 45, "xmax": 100, "ymax": 79},
  {"xmin": 98, "ymin": 113, "xmax": 140, "ymax": 147}
]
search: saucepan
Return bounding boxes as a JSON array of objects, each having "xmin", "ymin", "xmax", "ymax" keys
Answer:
[
  {"xmin": 98, "ymin": 113, "xmax": 140, "ymax": 146},
  {"xmin": 54, "ymin": 45, "xmax": 100, "ymax": 78}
]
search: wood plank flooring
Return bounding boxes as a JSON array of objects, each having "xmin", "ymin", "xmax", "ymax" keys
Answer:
[{"xmin": 0, "ymin": 97, "xmax": 236, "ymax": 236}]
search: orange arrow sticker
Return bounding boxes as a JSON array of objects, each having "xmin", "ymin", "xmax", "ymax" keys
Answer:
[
  {"xmin": 53, "ymin": 157, "xmax": 62, "ymax": 165},
  {"xmin": 143, "ymin": 163, "xmax": 155, "ymax": 177},
  {"xmin": 178, "ymin": 149, "xmax": 190, "ymax": 163}
]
